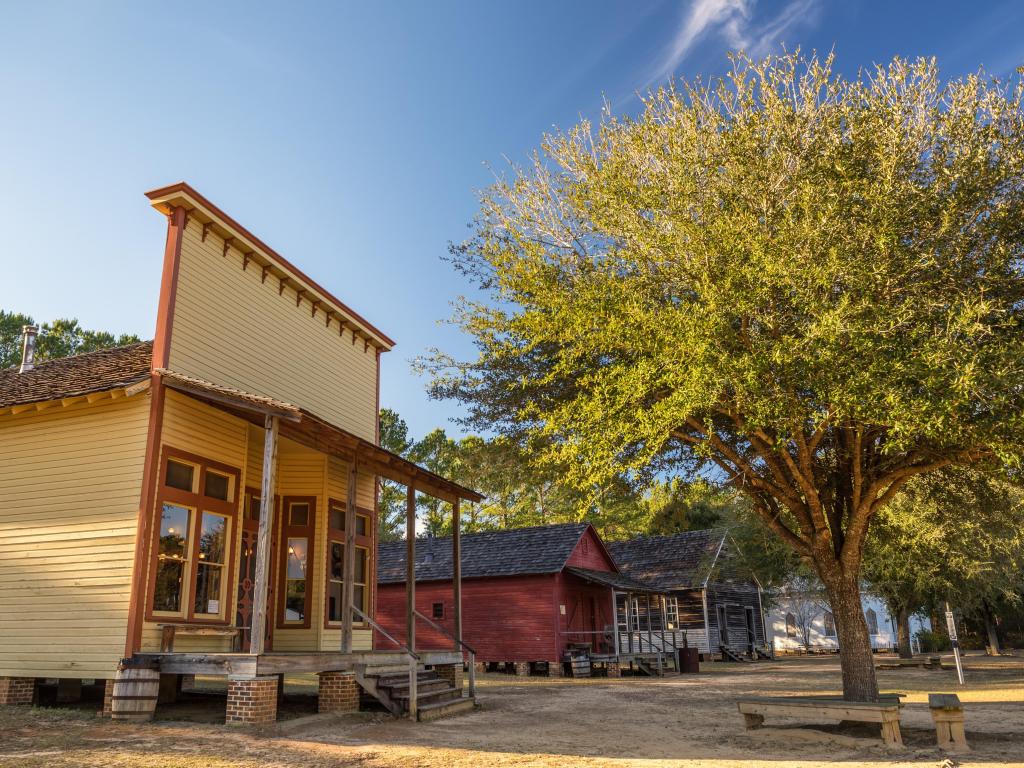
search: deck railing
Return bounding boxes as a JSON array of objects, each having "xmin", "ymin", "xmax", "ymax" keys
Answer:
[
  {"xmin": 413, "ymin": 609, "xmax": 476, "ymax": 698},
  {"xmin": 351, "ymin": 605, "xmax": 421, "ymax": 719}
]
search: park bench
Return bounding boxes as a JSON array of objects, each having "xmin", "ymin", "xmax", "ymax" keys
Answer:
[
  {"xmin": 929, "ymin": 693, "xmax": 969, "ymax": 752},
  {"xmin": 737, "ymin": 695, "xmax": 904, "ymax": 748},
  {"xmin": 159, "ymin": 624, "xmax": 241, "ymax": 652}
]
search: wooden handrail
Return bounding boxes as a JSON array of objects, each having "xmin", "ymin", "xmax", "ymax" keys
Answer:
[
  {"xmin": 413, "ymin": 609, "xmax": 477, "ymax": 655},
  {"xmin": 352, "ymin": 605, "xmax": 420, "ymax": 661}
]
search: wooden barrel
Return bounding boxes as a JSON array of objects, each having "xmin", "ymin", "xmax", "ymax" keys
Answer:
[
  {"xmin": 111, "ymin": 661, "xmax": 159, "ymax": 722},
  {"xmin": 570, "ymin": 656, "xmax": 591, "ymax": 678}
]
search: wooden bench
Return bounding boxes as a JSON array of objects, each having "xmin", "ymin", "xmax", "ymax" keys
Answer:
[
  {"xmin": 737, "ymin": 696, "xmax": 904, "ymax": 748},
  {"xmin": 159, "ymin": 624, "xmax": 241, "ymax": 653},
  {"xmin": 929, "ymin": 693, "xmax": 969, "ymax": 752}
]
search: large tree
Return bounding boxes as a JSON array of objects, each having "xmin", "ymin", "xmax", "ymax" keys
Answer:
[
  {"xmin": 425, "ymin": 53, "xmax": 1024, "ymax": 700},
  {"xmin": 863, "ymin": 468, "xmax": 1024, "ymax": 657}
]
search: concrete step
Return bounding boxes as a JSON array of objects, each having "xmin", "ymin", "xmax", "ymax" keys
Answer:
[{"xmin": 417, "ymin": 696, "xmax": 477, "ymax": 722}]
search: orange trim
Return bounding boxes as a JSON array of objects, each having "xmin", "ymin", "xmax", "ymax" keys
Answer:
[
  {"xmin": 145, "ymin": 182, "xmax": 395, "ymax": 349},
  {"xmin": 152, "ymin": 205, "xmax": 186, "ymax": 369},
  {"xmin": 124, "ymin": 375, "xmax": 165, "ymax": 657},
  {"xmin": 143, "ymin": 446, "xmax": 242, "ymax": 626},
  {"xmin": 277, "ymin": 496, "xmax": 317, "ymax": 630}
]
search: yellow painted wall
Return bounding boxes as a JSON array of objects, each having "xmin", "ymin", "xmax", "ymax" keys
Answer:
[
  {"xmin": 0, "ymin": 393, "xmax": 150, "ymax": 678},
  {"xmin": 139, "ymin": 392, "xmax": 372, "ymax": 653},
  {"xmin": 168, "ymin": 216, "xmax": 378, "ymax": 442},
  {"xmin": 139, "ymin": 390, "xmax": 249, "ymax": 654}
]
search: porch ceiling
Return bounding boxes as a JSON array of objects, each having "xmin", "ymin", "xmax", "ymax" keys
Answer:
[{"xmin": 157, "ymin": 368, "xmax": 483, "ymax": 504}]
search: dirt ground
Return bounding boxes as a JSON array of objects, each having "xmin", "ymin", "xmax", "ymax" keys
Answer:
[{"xmin": 1, "ymin": 653, "xmax": 1022, "ymax": 768}]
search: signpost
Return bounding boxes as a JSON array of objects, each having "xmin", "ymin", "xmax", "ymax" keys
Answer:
[{"xmin": 945, "ymin": 602, "xmax": 965, "ymax": 685}]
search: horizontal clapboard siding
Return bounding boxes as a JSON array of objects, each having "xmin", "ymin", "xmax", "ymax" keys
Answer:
[
  {"xmin": 0, "ymin": 394, "xmax": 150, "ymax": 678},
  {"xmin": 168, "ymin": 216, "xmax": 378, "ymax": 442},
  {"xmin": 377, "ymin": 574, "xmax": 559, "ymax": 662}
]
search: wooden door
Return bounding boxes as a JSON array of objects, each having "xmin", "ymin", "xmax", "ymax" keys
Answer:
[
  {"xmin": 716, "ymin": 604, "xmax": 729, "ymax": 646},
  {"xmin": 235, "ymin": 491, "xmax": 276, "ymax": 652},
  {"xmin": 744, "ymin": 606, "xmax": 756, "ymax": 652}
]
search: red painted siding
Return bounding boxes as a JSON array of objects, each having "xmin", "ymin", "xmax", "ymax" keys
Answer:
[
  {"xmin": 376, "ymin": 525, "xmax": 622, "ymax": 662},
  {"xmin": 376, "ymin": 574, "xmax": 561, "ymax": 662},
  {"xmin": 565, "ymin": 527, "xmax": 617, "ymax": 571}
]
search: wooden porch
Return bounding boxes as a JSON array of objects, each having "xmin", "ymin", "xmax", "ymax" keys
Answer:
[{"xmin": 133, "ymin": 649, "xmax": 463, "ymax": 677}]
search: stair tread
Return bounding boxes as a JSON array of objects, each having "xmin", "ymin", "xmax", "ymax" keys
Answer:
[
  {"xmin": 416, "ymin": 696, "xmax": 477, "ymax": 721},
  {"xmin": 392, "ymin": 686, "xmax": 461, "ymax": 702}
]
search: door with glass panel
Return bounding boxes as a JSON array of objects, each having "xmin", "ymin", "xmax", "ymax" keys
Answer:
[
  {"xmin": 279, "ymin": 497, "xmax": 316, "ymax": 629},
  {"xmin": 236, "ymin": 489, "xmax": 277, "ymax": 651}
]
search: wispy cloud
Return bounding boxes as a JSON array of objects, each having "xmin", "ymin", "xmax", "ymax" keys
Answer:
[{"xmin": 649, "ymin": 0, "xmax": 819, "ymax": 86}]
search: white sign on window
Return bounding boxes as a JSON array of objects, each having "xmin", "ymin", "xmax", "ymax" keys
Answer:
[
  {"xmin": 559, "ymin": 604, "xmax": 566, "ymax": 615},
  {"xmin": 208, "ymin": 599, "xmax": 220, "ymax": 614}
]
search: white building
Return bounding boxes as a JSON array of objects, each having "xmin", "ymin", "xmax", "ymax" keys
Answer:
[{"xmin": 768, "ymin": 587, "xmax": 931, "ymax": 653}]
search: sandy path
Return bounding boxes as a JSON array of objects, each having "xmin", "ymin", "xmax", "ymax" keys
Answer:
[{"xmin": 1, "ymin": 655, "xmax": 1021, "ymax": 767}]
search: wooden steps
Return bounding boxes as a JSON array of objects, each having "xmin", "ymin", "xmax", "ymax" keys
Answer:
[
  {"xmin": 355, "ymin": 663, "xmax": 477, "ymax": 721},
  {"xmin": 720, "ymin": 645, "xmax": 751, "ymax": 663}
]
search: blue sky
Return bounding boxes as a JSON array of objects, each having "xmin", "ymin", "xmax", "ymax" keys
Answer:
[{"xmin": 2, "ymin": 1, "xmax": 1023, "ymax": 439}]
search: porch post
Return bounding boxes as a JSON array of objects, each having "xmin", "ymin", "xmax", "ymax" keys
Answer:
[
  {"xmin": 645, "ymin": 593, "xmax": 653, "ymax": 653},
  {"xmin": 406, "ymin": 483, "xmax": 416, "ymax": 654},
  {"xmin": 452, "ymin": 498, "xmax": 462, "ymax": 652},
  {"xmin": 250, "ymin": 414, "xmax": 279, "ymax": 656},
  {"xmin": 611, "ymin": 591, "xmax": 621, "ymax": 658},
  {"xmin": 341, "ymin": 459, "xmax": 358, "ymax": 653}
]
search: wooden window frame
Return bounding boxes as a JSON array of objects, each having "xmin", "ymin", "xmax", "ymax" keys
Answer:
[
  {"xmin": 665, "ymin": 596, "xmax": 680, "ymax": 630},
  {"xmin": 146, "ymin": 447, "xmax": 240, "ymax": 626},
  {"xmin": 432, "ymin": 601, "xmax": 445, "ymax": 620},
  {"xmin": 323, "ymin": 498, "xmax": 374, "ymax": 629},
  {"xmin": 277, "ymin": 496, "xmax": 317, "ymax": 630}
]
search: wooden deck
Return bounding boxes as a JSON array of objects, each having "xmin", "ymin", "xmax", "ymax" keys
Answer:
[{"xmin": 133, "ymin": 649, "xmax": 463, "ymax": 677}]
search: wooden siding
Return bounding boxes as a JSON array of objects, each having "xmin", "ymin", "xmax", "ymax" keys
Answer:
[
  {"xmin": 139, "ymin": 392, "xmax": 373, "ymax": 653},
  {"xmin": 557, "ymin": 572, "xmax": 616, "ymax": 656},
  {"xmin": 0, "ymin": 394, "xmax": 150, "ymax": 678},
  {"xmin": 564, "ymin": 528, "xmax": 616, "ymax": 571},
  {"xmin": 167, "ymin": 216, "xmax": 378, "ymax": 441},
  {"xmin": 706, "ymin": 582, "xmax": 766, "ymax": 650},
  {"xmin": 376, "ymin": 574, "xmax": 560, "ymax": 662}
]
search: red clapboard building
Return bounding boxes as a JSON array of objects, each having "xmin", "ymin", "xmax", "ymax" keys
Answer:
[{"xmin": 375, "ymin": 523, "xmax": 657, "ymax": 676}]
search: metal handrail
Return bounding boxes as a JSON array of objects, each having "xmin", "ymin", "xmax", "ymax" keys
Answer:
[
  {"xmin": 413, "ymin": 609, "xmax": 478, "ymax": 655},
  {"xmin": 412, "ymin": 608, "xmax": 476, "ymax": 699},
  {"xmin": 352, "ymin": 605, "xmax": 420, "ymax": 660}
]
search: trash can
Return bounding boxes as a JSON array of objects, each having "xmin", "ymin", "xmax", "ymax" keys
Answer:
[{"xmin": 676, "ymin": 647, "xmax": 700, "ymax": 673}]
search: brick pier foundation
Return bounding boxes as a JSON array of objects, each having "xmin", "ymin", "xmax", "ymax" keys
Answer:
[
  {"xmin": 434, "ymin": 663, "xmax": 464, "ymax": 692},
  {"xmin": 0, "ymin": 677, "xmax": 35, "ymax": 705},
  {"xmin": 226, "ymin": 675, "xmax": 278, "ymax": 725},
  {"xmin": 606, "ymin": 661, "xmax": 622, "ymax": 678},
  {"xmin": 317, "ymin": 671, "xmax": 360, "ymax": 713}
]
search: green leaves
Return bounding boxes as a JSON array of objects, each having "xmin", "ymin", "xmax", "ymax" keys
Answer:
[{"xmin": 1, "ymin": 310, "xmax": 141, "ymax": 369}]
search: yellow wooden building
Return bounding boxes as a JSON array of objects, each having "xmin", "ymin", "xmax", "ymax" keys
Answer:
[{"xmin": 0, "ymin": 183, "xmax": 481, "ymax": 723}]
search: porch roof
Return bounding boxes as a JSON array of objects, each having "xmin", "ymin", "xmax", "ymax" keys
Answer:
[
  {"xmin": 564, "ymin": 566, "xmax": 661, "ymax": 594},
  {"xmin": 157, "ymin": 367, "xmax": 482, "ymax": 504}
]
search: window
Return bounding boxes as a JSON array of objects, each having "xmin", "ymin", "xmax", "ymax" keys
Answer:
[
  {"xmin": 665, "ymin": 597, "xmax": 680, "ymax": 630},
  {"xmin": 865, "ymin": 607, "xmax": 878, "ymax": 635},
  {"xmin": 165, "ymin": 459, "xmax": 196, "ymax": 492},
  {"xmin": 153, "ymin": 503, "xmax": 192, "ymax": 612},
  {"xmin": 149, "ymin": 449, "xmax": 239, "ymax": 623},
  {"xmin": 432, "ymin": 601, "xmax": 445, "ymax": 620},
  {"xmin": 194, "ymin": 512, "xmax": 228, "ymax": 615},
  {"xmin": 823, "ymin": 610, "xmax": 837, "ymax": 637},
  {"xmin": 325, "ymin": 498, "xmax": 372, "ymax": 627},
  {"xmin": 280, "ymin": 498, "xmax": 315, "ymax": 627},
  {"xmin": 785, "ymin": 612, "xmax": 797, "ymax": 638}
]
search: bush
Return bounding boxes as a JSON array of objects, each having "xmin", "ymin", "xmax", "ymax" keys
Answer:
[{"xmin": 916, "ymin": 629, "xmax": 951, "ymax": 653}]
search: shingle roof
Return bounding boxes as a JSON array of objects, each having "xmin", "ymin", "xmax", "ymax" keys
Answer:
[
  {"xmin": 0, "ymin": 341, "xmax": 153, "ymax": 408},
  {"xmin": 377, "ymin": 522, "xmax": 591, "ymax": 584},
  {"xmin": 607, "ymin": 528, "xmax": 728, "ymax": 591},
  {"xmin": 565, "ymin": 566, "xmax": 659, "ymax": 593}
]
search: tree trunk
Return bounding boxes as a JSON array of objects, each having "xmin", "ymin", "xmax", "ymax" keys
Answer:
[
  {"xmin": 983, "ymin": 602, "xmax": 1001, "ymax": 656},
  {"xmin": 820, "ymin": 572, "xmax": 879, "ymax": 701},
  {"xmin": 895, "ymin": 605, "xmax": 913, "ymax": 659}
]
